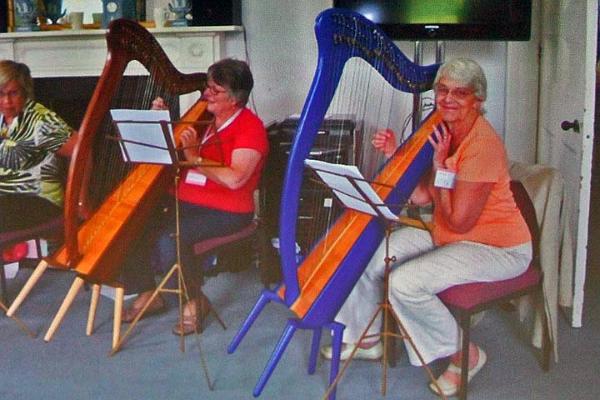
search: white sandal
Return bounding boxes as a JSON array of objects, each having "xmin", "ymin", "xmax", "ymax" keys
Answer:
[{"xmin": 429, "ymin": 347, "xmax": 487, "ymax": 397}]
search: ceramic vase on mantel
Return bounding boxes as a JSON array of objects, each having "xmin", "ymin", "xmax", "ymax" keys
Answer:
[
  {"xmin": 168, "ymin": 0, "xmax": 191, "ymax": 27},
  {"xmin": 102, "ymin": 0, "xmax": 137, "ymax": 28},
  {"xmin": 42, "ymin": 0, "xmax": 66, "ymax": 25},
  {"xmin": 14, "ymin": 0, "xmax": 39, "ymax": 31}
]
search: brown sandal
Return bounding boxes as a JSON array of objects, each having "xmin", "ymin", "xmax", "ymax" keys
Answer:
[
  {"xmin": 172, "ymin": 294, "xmax": 212, "ymax": 336},
  {"xmin": 121, "ymin": 294, "xmax": 166, "ymax": 323}
]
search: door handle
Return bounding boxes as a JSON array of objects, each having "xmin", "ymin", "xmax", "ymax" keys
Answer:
[{"xmin": 561, "ymin": 119, "xmax": 580, "ymax": 133}]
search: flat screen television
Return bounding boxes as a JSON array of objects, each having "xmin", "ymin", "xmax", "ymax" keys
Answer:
[{"xmin": 333, "ymin": 0, "xmax": 532, "ymax": 41}]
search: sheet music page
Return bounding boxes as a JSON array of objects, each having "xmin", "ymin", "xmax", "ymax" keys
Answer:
[
  {"xmin": 304, "ymin": 159, "xmax": 399, "ymax": 221},
  {"xmin": 110, "ymin": 109, "xmax": 173, "ymax": 164}
]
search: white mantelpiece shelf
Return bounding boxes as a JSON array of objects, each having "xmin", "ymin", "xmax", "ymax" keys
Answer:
[{"xmin": 0, "ymin": 26, "xmax": 243, "ymax": 78}]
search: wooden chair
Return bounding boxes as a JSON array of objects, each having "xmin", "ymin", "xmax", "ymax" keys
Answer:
[
  {"xmin": 91, "ymin": 219, "xmax": 260, "ymax": 353},
  {"xmin": 194, "ymin": 219, "xmax": 259, "ymax": 275},
  {"xmin": 0, "ymin": 216, "xmax": 62, "ymax": 337},
  {"xmin": 436, "ymin": 181, "xmax": 551, "ymax": 400},
  {"xmin": 0, "ymin": 215, "xmax": 64, "ymax": 304},
  {"xmin": 188, "ymin": 220, "xmax": 260, "ymax": 331}
]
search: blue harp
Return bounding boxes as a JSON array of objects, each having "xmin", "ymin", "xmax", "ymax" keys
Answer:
[{"xmin": 229, "ymin": 8, "xmax": 442, "ymax": 398}]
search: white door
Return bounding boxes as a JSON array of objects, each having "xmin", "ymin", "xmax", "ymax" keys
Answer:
[{"xmin": 537, "ymin": 0, "xmax": 597, "ymax": 327}]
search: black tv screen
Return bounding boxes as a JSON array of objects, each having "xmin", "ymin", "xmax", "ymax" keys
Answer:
[{"xmin": 333, "ymin": 0, "xmax": 532, "ymax": 41}]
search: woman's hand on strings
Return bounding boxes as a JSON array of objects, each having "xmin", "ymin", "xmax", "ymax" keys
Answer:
[
  {"xmin": 151, "ymin": 97, "xmax": 169, "ymax": 111},
  {"xmin": 181, "ymin": 126, "xmax": 200, "ymax": 162},
  {"xmin": 371, "ymin": 129, "xmax": 397, "ymax": 158},
  {"xmin": 428, "ymin": 124, "xmax": 452, "ymax": 171}
]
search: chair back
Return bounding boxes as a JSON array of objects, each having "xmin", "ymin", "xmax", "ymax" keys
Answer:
[{"xmin": 509, "ymin": 180, "xmax": 540, "ymax": 265}]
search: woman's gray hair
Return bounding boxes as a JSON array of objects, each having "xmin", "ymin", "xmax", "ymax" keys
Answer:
[
  {"xmin": 433, "ymin": 58, "xmax": 487, "ymax": 101},
  {"xmin": 0, "ymin": 60, "xmax": 34, "ymax": 100},
  {"xmin": 207, "ymin": 58, "xmax": 253, "ymax": 107}
]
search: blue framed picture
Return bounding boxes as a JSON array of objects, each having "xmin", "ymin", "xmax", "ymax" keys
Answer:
[{"xmin": 14, "ymin": 0, "xmax": 40, "ymax": 31}]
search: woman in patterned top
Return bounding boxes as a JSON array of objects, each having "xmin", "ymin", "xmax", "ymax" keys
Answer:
[{"xmin": 0, "ymin": 60, "xmax": 75, "ymax": 235}]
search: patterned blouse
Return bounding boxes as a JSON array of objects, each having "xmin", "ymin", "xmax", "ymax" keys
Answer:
[{"xmin": 0, "ymin": 100, "xmax": 72, "ymax": 207}]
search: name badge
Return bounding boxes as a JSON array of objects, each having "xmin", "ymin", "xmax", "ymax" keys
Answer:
[
  {"xmin": 434, "ymin": 168, "xmax": 456, "ymax": 189},
  {"xmin": 185, "ymin": 170, "xmax": 207, "ymax": 186}
]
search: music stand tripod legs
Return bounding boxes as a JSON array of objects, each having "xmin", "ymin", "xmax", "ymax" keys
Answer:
[
  {"xmin": 323, "ymin": 224, "xmax": 448, "ymax": 400},
  {"xmin": 110, "ymin": 170, "xmax": 225, "ymax": 390},
  {"xmin": 302, "ymin": 160, "xmax": 448, "ymax": 399}
]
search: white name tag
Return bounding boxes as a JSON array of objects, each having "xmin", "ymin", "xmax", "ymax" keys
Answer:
[
  {"xmin": 185, "ymin": 170, "xmax": 207, "ymax": 186},
  {"xmin": 434, "ymin": 168, "xmax": 456, "ymax": 189}
]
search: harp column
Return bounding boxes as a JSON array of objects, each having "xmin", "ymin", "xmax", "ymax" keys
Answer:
[{"xmin": 412, "ymin": 40, "xmax": 446, "ymax": 130}]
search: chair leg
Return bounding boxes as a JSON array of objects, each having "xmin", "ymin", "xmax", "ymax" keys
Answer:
[
  {"xmin": 539, "ymin": 291, "xmax": 551, "ymax": 371},
  {"xmin": 227, "ymin": 289, "xmax": 281, "ymax": 354},
  {"xmin": 253, "ymin": 319, "xmax": 298, "ymax": 397},
  {"xmin": 0, "ymin": 264, "xmax": 7, "ymax": 304},
  {"xmin": 458, "ymin": 313, "xmax": 471, "ymax": 400},
  {"xmin": 308, "ymin": 327, "xmax": 322, "ymax": 375},
  {"xmin": 1, "ymin": 299, "xmax": 36, "ymax": 337},
  {"xmin": 256, "ymin": 233, "xmax": 281, "ymax": 288}
]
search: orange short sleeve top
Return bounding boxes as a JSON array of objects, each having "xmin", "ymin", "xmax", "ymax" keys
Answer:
[{"xmin": 431, "ymin": 116, "xmax": 531, "ymax": 247}]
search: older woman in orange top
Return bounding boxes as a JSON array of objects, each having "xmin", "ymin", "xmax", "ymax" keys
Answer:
[{"xmin": 321, "ymin": 58, "xmax": 532, "ymax": 397}]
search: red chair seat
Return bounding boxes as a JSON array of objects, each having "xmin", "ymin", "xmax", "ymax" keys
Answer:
[
  {"xmin": 438, "ymin": 264, "xmax": 541, "ymax": 311},
  {"xmin": 192, "ymin": 220, "xmax": 258, "ymax": 256},
  {"xmin": 0, "ymin": 216, "xmax": 64, "ymax": 247}
]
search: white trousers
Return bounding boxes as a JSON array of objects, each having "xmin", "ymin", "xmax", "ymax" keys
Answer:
[{"xmin": 334, "ymin": 226, "xmax": 532, "ymax": 366}]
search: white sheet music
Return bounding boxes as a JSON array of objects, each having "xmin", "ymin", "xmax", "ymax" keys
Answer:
[
  {"xmin": 110, "ymin": 109, "xmax": 173, "ymax": 164},
  {"xmin": 304, "ymin": 159, "xmax": 399, "ymax": 221}
]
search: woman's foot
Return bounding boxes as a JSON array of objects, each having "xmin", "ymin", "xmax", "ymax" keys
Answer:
[
  {"xmin": 121, "ymin": 291, "xmax": 166, "ymax": 323},
  {"xmin": 172, "ymin": 293, "xmax": 212, "ymax": 336},
  {"xmin": 429, "ymin": 343, "xmax": 487, "ymax": 397},
  {"xmin": 320, "ymin": 340, "xmax": 383, "ymax": 361}
]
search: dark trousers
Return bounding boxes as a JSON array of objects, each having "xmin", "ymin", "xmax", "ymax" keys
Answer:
[
  {"xmin": 120, "ymin": 196, "xmax": 253, "ymax": 297},
  {"xmin": 0, "ymin": 194, "xmax": 62, "ymax": 234}
]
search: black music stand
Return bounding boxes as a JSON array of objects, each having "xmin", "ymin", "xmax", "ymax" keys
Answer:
[
  {"xmin": 303, "ymin": 159, "xmax": 447, "ymax": 400},
  {"xmin": 108, "ymin": 112, "xmax": 224, "ymax": 389}
]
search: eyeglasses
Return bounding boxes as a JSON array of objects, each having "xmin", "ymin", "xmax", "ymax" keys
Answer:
[
  {"xmin": 205, "ymin": 83, "xmax": 229, "ymax": 96},
  {"xmin": 434, "ymin": 84, "xmax": 474, "ymax": 100},
  {"xmin": 0, "ymin": 89, "xmax": 22, "ymax": 99}
]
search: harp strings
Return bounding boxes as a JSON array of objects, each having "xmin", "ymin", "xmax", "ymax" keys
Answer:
[
  {"xmin": 84, "ymin": 62, "xmax": 180, "ymax": 221},
  {"xmin": 300, "ymin": 42, "xmax": 415, "ymax": 257}
]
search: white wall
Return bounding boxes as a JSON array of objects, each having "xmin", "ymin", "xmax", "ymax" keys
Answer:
[
  {"xmin": 237, "ymin": 0, "xmax": 329, "ymax": 126},
  {"xmin": 503, "ymin": 0, "xmax": 540, "ymax": 164}
]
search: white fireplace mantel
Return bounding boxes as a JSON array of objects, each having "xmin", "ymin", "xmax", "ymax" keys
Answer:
[{"xmin": 0, "ymin": 26, "xmax": 243, "ymax": 78}]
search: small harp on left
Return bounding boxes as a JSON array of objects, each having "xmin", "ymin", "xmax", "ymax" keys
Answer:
[{"xmin": 7, "ymin": 19, "xmax": 211, "ymax": 342}]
